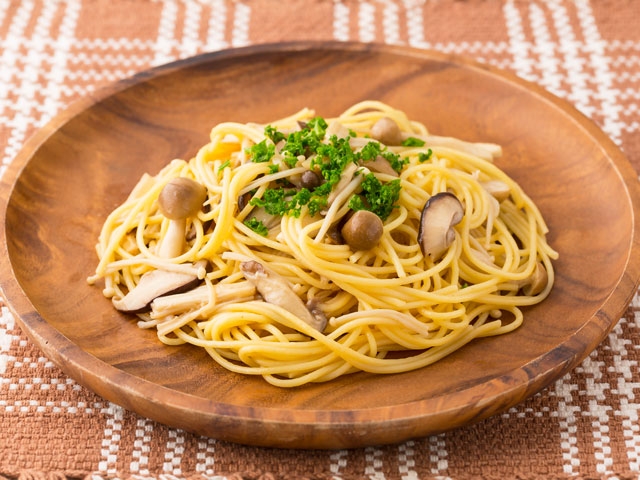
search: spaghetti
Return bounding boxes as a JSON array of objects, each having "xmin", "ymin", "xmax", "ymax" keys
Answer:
[{"xmin": 88, "ymin": 101, "xmax": 558, "ymax": 387}]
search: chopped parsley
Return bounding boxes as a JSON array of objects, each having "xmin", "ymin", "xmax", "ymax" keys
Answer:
[
  {"xmin": 267, "ymin": 163, "xmax": 279, "ymax": 174},
  {"xmin": 250, "ymin": 187, "xmax": 325, "ymax": 218},
  {"xmin": 244, "ymin": 217, "xmax": 269, "ymax": 236},
  {"xmin": 418, "ymin": 148, "xmax": 433, "ymax": 162},
  {"xmin": 264, "ymin": 125, "xmax": 286, "ymax": 144},
  {"xmin": 348, "ymin": 173, "xmax": 401, "ymax": 221},
  {"xmin": 313, "ymin": 134, "xmax": 358, "ymax": 193},
  {"xmin": 385, "ymin": 152, "xmax": 409, "ymax": 173},
  {"xmin": 217, "ymin": 160, "xmax": 231, "ymax": 172},
  {"xmin": 247, "ymin": 139, "xmax": 275, "ymax": 163},
  {"xmin": 356, "ymin": 139, "xmax": 408, "ymax": 173},
  {"xmin": 243, "ymin": 117, "xmax": 405, "ymax": 227},
  {"xmin": 280, "ymin": 117, "xmax": 328, "ymax": 168},
  {"xmin": 402, "ymin": 137, "xmax": 426, "ymax": 147}
]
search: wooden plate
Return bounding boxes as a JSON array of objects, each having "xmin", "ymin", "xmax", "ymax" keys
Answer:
[{"xmin": 1, "ymin": 42, "xmax": 639, "ymax": 449}]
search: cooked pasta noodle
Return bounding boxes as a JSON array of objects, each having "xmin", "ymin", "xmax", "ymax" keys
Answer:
[{"xmin": 88, "ymin": 101, "xmax": 558, "ymax": 387}]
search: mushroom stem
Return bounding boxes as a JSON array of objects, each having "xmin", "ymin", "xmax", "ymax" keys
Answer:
[
  {"xmin": 158, "ymin": 218, "xmax": 187, "ymax": 258},
  {"xmin": 112, "ymin": 261, "xmax": 205, "ymax": 313},
  {"xmin": 157, "ymin": 177, "xmax": 207, "ymax": 258},
  {"xmin": 413, "ymin": 134, "xmax": 502, "ymax": 161},
  {"xmin": 314, "ymin": 166, "xmax": 367, "ymax": 243},
  {"xmin": 150, "ymin": 281, "xmax": 257, "ymax": 317}
]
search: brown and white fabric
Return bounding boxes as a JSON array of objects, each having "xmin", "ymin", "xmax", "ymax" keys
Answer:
[{"xmin": 1, "ymin": 1, "xmax": 640, "ymax": 478}]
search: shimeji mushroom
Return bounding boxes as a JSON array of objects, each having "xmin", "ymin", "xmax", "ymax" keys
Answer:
[
  {"xmin": 240, "ymin": 260, "xmax": 327, "ymax": 332},
  {"xmin": 481, "ymin": 180, "xmax": 511, "ymax": 202},
  {"xmin": 112, "ymin": 261, "xmax": 207, "ymax": 313},
  {"xmin": 371, "ymin": 117, "xmax": 404, "ymax": 146},
  {"xmin": 150, "ymin": 281, "xmax": 257, "ymax": 317},
  {"xmin": 341, "ymin": 210, "xmax": 384, "ymax": 251},
  {"xmin": 112, "ymin": 177, "xmax": 208, "ymax": 314},
  {"xmin": 361, "ymin": 155, "xmax": 398, "ymax": 177},
  {"xmin": 157, "ymin": 177, "xmax": 207, "ymax": 258},
  {"xmin": 418, "ymin": 192, "xmax": 465, "ymax": 261},
  {"xmin": 370, "ymin": 116, "xmax": 502, "ymax": 161}
]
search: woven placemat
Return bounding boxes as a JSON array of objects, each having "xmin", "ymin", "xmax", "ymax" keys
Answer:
[{"xmin": 1, "ymin": 1, "xmax": 639, "ymax": 478}]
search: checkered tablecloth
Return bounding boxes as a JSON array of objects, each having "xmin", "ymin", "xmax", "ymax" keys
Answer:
[{"xmin": 1, "ymin": 1, "xmax": 640, "ymax": 479}]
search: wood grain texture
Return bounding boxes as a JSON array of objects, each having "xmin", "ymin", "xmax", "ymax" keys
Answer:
[{"xmin": 1, "ymin": 42, "xmax": 639, "ymax": 449}]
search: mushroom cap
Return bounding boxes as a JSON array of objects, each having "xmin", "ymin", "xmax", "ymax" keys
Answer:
[
  {"xmin": 158, "ymin": 177, "xmax": 207, "ymax": 220},
  {"xmin": 300, "ymin": 170, "xmax": 322, "ymax": 190},
  {"xmin": 371, "ymin": 117, "xmax": 403, "ymax": 146},
  {"xmin": 341, "ymin": 210, "xmax": 384, "ymax": 251},
  {"xmin": 418, "ymin": 192, "xmax": 464, "ymax": 260}
]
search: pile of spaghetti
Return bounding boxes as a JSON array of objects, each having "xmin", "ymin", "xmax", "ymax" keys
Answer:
[{"xmin": 88, "ymin": 101, "xmax": 557, "ymax": 387}]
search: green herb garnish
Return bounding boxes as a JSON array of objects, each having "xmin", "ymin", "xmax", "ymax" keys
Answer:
[
  {"xmin": 247, "ymin": 139, "xmax": 275, "ymax": 163},
  {"xmin": 244, "ymin": 217, "xmax": 269, "ymax": 236},
  {"xmin": 245, "ymin": 118, "xmax": 404, "ymax": 224},
  {"xmin": 402, "ymin": 137, "xmax": 426, "ymax": 147},
  {"xmin": 250, "ymin": 187, "xmax": 320, "ymax": 218},
  {"xmin": 218, "ymin": 160, "xmax": 231, "ymax": 172},
  {"xmin": 348, "ymin": 173, "xmax": 401, "ymax": 221},
  {"xmin": 418, "ymin": 149, "xmax": 433, "ymax": 162}
]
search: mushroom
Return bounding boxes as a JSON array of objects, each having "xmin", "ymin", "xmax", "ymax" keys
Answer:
[
  {"xmin": 371, "ymin": 117, "xmax": 502, "ymax": 161},
  {"xmin": 325, "ymin": 120, "xmax": 351, "ymax": 140},
  {"xmin": 306, "ymin": 298, "xmax": 327, "ymax": 330},
  {"xmin": 237, "ymin": 191, "xmax": 252, "ymax": 211},
  {"xmin": 481, "ymin": 180, "xmax": 511, "ymax": 202},
  {"xmin": 237, "ymin": 193, "xmax": 280, "ymax": 231},
  {"xmin": 325, "ymin": 221, "xmax": 344, "ymax": 245},
  {"xmin": 341, "ymin": 210, "xmax": 384, "ymax": 251},
  {"xmin": 515, "ymin": 261, "xmax": 548, "ymax": 296},
  {"xmin": 157, "ymin": 177, "xmax": 207, "ymax": 258},
  {"xmin": 418, "ymin": 192, "xmax": 464, "ymax": 260},
  {"xmin": 112, "ymin": 261, "xmax": 206, "ymax": 313},
  {"xmin": 240, "ymin": 260, "xmax": 327, "ymax": 332},
  {"xmin": 361, "ymin": 155, "xmax": 398, "ymax": 177},
  {"xmin": 249, "ymin": 206, "xmax": 282, "ymax": 232},
  {"xmin": 299, "ymin": 169, "xmax": 322, "ymax": 190},
  {"xmin": 150, "ymin": 281, "xmax": 257, "ymax": 317},
  {"xmin": 417, "ymin": 135, "xmax": 502, "ymax": 161},
  {"xmin": 371, "ymin": 117, "xmax": 403, "ymax": 146}
]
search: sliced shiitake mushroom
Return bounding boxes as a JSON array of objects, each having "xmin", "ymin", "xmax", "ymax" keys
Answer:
[
  {"xmin": 418, "ymin": 192, "xmax": 464, "ymax": 261},
  {"xmin": 361, "ymin": 155, "xmax": 398, "ymax": 177},
  {"xmin": 240, "ymin": 260, "xmax": 327, "ymax": 332}
]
